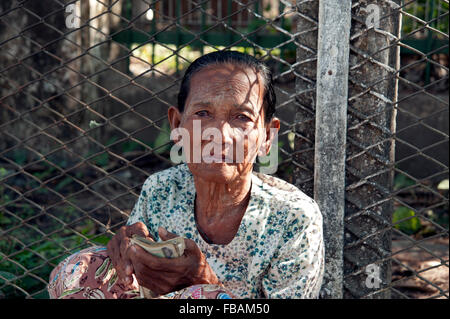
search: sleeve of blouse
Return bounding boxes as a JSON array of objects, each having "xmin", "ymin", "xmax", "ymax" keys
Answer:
[{"xmin": 261, "ymin": 197, "xmax": 325, "ymax": 299}]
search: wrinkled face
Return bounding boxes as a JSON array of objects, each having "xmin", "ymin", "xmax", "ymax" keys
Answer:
[{"xmin": 175, "ymin": 63, "xmax": 271, "ymax": 183}]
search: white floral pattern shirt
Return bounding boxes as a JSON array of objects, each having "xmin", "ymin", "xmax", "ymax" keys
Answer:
[{"xmin": 126, "ymin": 163, "xmax": 324, "ymax": 299}]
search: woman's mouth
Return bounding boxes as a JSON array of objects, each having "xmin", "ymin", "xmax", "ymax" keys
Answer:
[{"xmin": 202, "ymin": 154, "xmax": 234, "ymax": 163}]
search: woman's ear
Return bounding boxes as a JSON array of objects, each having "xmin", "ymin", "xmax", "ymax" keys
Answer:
[
  {"xmin": 168, "ymin": 106, "xmax": 182, "ymax": 130},
  {"xmin": 258, "ymin": 117, "xmax": 280, "ymax": 156},
  {"xmin": 168, "ymin": 106, "xmax": 183, "ymax": 144}
]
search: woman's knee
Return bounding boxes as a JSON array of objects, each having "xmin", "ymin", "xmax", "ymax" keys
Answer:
[{"xmin": 48, "ymin": 246, "xmax": 109, "ymax": 298}]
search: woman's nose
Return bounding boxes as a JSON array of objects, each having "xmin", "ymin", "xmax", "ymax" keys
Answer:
[{"xmin": 215, "ymin": 120, "xmax": 234, "ymax": 145}]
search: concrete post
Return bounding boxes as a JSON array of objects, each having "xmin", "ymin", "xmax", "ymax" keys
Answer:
[
  {"xmin": 313, "ymin": 0, "xmax": 352, "ymax": 299},
  {"xmin": 343, "ymin": 0, "xmax": 401, "ymax": 298}
]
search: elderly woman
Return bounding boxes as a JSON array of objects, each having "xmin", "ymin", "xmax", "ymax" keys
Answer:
[{"xmin": 47, "ymin": 51, "xmax": 324, "ymax": 299}]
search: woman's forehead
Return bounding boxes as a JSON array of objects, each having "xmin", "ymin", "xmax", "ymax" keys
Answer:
[{"xmin": 187, "ymin": 63, "xmax": 264, "ymax": 108}]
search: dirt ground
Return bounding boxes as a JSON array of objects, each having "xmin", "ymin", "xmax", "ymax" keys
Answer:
[{"xmin": 391, "ymin": 236, "xmax": 449, "ymax": 299}]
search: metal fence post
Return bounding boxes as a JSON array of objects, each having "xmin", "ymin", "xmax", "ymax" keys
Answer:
[{"xmin": 314, "ymin": 0, "xmax": 352, "ymax": 299}]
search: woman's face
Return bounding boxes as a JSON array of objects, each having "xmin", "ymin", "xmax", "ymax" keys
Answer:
[{"xmin": 169, "ymin": 63, "xmax": 278, "ymax": 183}]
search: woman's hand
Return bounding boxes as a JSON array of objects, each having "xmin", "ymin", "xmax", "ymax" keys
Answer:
[
  {"xmin": 127, "ymin": 227, "xmax": 221, "ymax": 296},
  {"xmin": 106, "ymin": 222, "xmax": 154, "ymax": 287}
]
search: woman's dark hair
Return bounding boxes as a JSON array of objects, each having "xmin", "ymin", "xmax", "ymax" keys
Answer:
[{"xmin": 177, "ymin": 50, "xmax": 276, "ymax": 124}]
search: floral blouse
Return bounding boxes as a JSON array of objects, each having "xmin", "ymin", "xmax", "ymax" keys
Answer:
[{"xmin": 126, "ymin": 163, "xmax": 324, "ymax": 299}]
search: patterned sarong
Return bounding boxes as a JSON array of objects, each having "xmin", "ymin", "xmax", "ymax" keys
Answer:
[{"xmin": 47, "ymin": 246, "xmax": 233, "ymax": 299}]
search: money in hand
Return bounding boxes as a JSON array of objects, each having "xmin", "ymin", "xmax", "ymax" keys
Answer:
[
  {"xmin": 130, "ymin": 234, "xmax": 186, "ymax": 298},
  {"xmin": 130, "ymin": 235, "xmax": 185, "ymax": 258}
]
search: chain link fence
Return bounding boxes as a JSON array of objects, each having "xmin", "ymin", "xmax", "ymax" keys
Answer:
[
  {"xmin": 0, "ymin": 0, "xmax": 448, "ymax": 299},
  {"xmin": 343, "ymin": 0, "xmax": 448, "ymax": 299}
]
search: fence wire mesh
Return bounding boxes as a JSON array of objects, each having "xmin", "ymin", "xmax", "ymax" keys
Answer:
[
  {"xmin": 344, "ymin": 0, "xmax": 448, "ymax": 299},
  {"xmin": 0, "ymin": 0, "xmax": 448, "ymax": 299},
  {"xmin": 389, "ymin": 0, "xmax": 448, "ymax": 299}
]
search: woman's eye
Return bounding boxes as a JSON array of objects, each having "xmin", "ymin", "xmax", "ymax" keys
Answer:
[
  {"xmin": 195, "ymin": 110, "xmax": 209, "ymax": 117},
  {"xmin": 236, "ymin": 114, "xmax": 251, "ymax": 121}
]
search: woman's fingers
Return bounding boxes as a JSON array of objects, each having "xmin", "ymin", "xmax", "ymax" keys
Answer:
[
  {"xmin": 125, "ymin": 227, "xmax": 219, "ymax": 295},
  {"xmin": 184, "ymin": 237, "xmax": 199, "ymax": 252},
  {"xmin": 127, "ymin": 245, "xmax": 177, "ymax": 271},
  {"xmin": 129, "ymin": 248, "xmax": 183, "ymax": 296},
  {"xmin": 108, "ymin": 226, "xmax": 131, "ymax": 284},
  {"xmin": 128, "ymin": 237, "xmax": 202, "ymax": 275},
  {"xmin": 106, "ymin": 228, "xmax": 123, "ymax": 268},
  {"xmin": 106, "ymin": 222, "xmax": 153, "ymax": 286},
  {"xmin": 120, "ymin": 222, "xmax": 153, "ymax": 284},
  {"xmin": 127, "ymin": 222, "xmax": 152, "ymax": 240},
  {"xmin": 158, "ymin": 227, "xmax": 200, "ymax": 260},
  {"xmin": 158, "ymin": 227, "xmax": 177, "ymax": 241},
  {"xmin": 118, "ymin": 235, "xmax": 134, "ymax": 284}
]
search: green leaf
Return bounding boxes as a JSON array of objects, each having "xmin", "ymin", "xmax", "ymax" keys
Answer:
[
  {"xmin": 55, "ymin": 176, "xmax": 74, "ymax": 191},
  {"xmin": 392, "ymin": 207, "xmax": 422, "ymax": 235},
  {"xmin": 0, "ymin": 167, "xmax": 8, "ymax": 178},
  {"xmin": 122, "ymin": 140, "xmax": 142, "ymax": 153},
  {"xmin": 394, "ymin": 173, "xmax": 415, "ymax": 190},
  {"xmin": 247, "ymin": 19, "xmax": 266, "ymax": 32},
  {"xmin": 0, "ymin": 271, "xmax": 15, "ymax": 285},
  {"xmin": 93, "ymin": 152, "xmax": 109, "ymax": 167},
  {"xmin": 80, "ymin": 219, "xmax": 95, "ymax": 235},
  {"xmin": 0, "ymin": 213, "xmax": 12, "ymax": 225},
  {"xmin": 91, "ymin": 235, "xmax": 111, "ymax": 246},
  {"xmin": 12, "ymin": 149, "xmax": 27, "ymax": 166}
]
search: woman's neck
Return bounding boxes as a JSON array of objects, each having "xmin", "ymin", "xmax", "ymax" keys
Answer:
[{"xmin": 193, "ymin": 173, "xmax": 252, "ymax": 223}]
